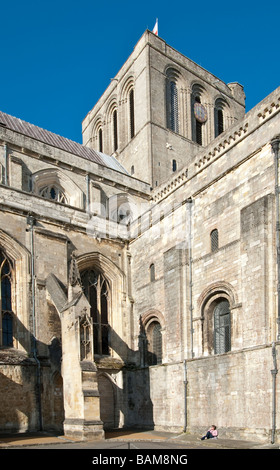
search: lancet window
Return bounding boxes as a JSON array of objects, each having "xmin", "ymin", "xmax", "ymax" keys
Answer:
[
  {"xmin": 214, "ymin": 299, "xmax": 231, "ymax": 354},
  {"xmin": 146, "ymin": 321, "xmax": 162, "ymax": 366},
  {"xmin": 166, "ymin": 69, "xmax": 180, "ymax": 134},
  {"xmin": 81, "ymin": 268, "xmax": 110, "ymax": 356},
  {"xmin": 0, "ymin": 251, "xmax": 13, "ymax": 347}
]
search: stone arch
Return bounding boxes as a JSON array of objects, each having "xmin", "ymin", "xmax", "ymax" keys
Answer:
[
  {"xmin": 32, "ymin": 168, "xmax": 84, "ymax": 209},
  {"xmin": 165, "ymin": 67, "xmax": 183, "ymax": 134},
  {"xmin": 214, "ymin": 96, "xmax": 231, "ymax": 137},
  {"xmin": 76, "ymin": 252, "xmax": 125, "ymax": 360},
  {"xmin": 140, "ymin": 309, "xmax": 165, "ymax": 365},
  {"xmin": 120, "ymin": 75, "xmax": 135, "ymax": 101},
  {"xmin": 105, "ymin": 97, "xmax": 118, "ymax": 154},
  {"xmin": 119, "ymin": 76, "xmax": 136, "ymax": 145},
  {"xmin": 197, "ymin": 281, "xmax": 238, "ymax": 312},
  {"xmin": 191, "ymin": 82, "xmax": 209, "ymax": 145},
  {"xmin": 0, "ymin": 229, "xmax": 31, "ymax": 351},
  {"xmin": 91, "ymin": 115, "xmax": 104, "ymax": 153},
  {"xmin": 197, "ymin": 281, "xmax": 237, "ymax": 355}
]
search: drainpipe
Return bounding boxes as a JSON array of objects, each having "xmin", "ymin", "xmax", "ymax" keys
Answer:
[
  {"xmin": 86, "ymin": 173, "xmax": 90, "ymax": 212},
  {"xmin": 271, "ymin": 136, "xmax": 280, "ymax": 340},
  {"xmin": 4, "ymin": 144, "xmax": 8, "ymax": 185},
  {"xmin": 27, "ymin": 215, "xmax": 43, "ymax": 431},
  {"xmin": 267, "ymin": 138, "xmax": 279, "ymax": 444},
  {"xmin": 186, "ymin": 198, "xmax": 194, "ymax": 358},
  {"xmin": 183, "ymin": 360, "xmax": 188, "ymax": 432},
  {"xmin": 183, "ymin": 198, "xmax": 193, "ymax": 433},
  {"xmin": 271, "ymin": 342, "xmax": 278, "ymax": 444}
]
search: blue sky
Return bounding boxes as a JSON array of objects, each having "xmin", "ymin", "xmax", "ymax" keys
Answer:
[{"xmin": 0, "ymin": 0, "xmax": 279, "ymax": 144}]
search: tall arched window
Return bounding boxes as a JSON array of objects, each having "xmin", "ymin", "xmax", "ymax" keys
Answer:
[
  {"xmin": 113, "ymin": 109, "xmax": 118, "ymax": 152},
  {"xmin": 191, "ymin": 85, "xmax": 207, "ymax": 146},
  {"xmin": 81, "ymin": 268, "xmax": 110, "ymax": 356},
  {"xmin": 129, "ymin": 88, "xmax": 135, "ymax": 139},
  {"xmin": 210, "ymin": 229, "xmax": 219, "ymax": 252},
  {"xmin": 98, "ymin": 128, "xmax": 103, "ymax": 153},
  {"xmin": 149, "ymin": 263, "xmax": 155, "ymax": 282},
  {"xmin": 0, "ymin": 251, "xmax": 13, "ymax": 347},
  {"xmin": 201, "ymin": 291, "xmax": 232, "ymax": 356},
  {"xmin": 167, "ymin": 81, "xmax": 179, "ymax": 132},
  {"xmin": 147, "ymin": 321, "xmax": 162, "ymax": 366},
  {"xmin": 214, "ymin": 299, "xmax": 231, "ymax": 354},
  {"xmin": 216, "ymin": 109, "xmax": 224, "ymax": 136},
  {"xmin": 166, "ymin": 69, "xmax": 180, "ymax": 133},
  {"xmin": 214, "ymin": 99, "xmax": 228, "ymax": 137}
]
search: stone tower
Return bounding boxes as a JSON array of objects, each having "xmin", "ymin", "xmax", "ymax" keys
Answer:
[{"xmin": 82, "ymin": 30, "xmax": 245, "ymax": 187}]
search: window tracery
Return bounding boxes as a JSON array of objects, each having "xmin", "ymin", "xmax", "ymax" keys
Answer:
[
  {"xmin": 0, "ymin": 251, "xmax": 13, "ymax": 347},
  {"xmin": 79, "ymin": 312, "xmax": 93, "ymax": 361},
  {"xmin": 81, "ymin": 268, "xmax": 110, "ymax": 356},
  {"xmin": 39, "ymin": 185, "xmax": 68, "ymax": 204}
]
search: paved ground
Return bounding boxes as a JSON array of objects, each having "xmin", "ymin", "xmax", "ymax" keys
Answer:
[
  {"xmin": 0, "ymin": 429, "xmax": 278, "ymax": 468},
  {"xmin": 0, "ymin": 428, "xmax": 278, "ymax": 450}
]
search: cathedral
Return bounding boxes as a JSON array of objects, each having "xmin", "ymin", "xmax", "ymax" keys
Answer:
[{"xmin": 0, "ymin": 29, "xmax": 279, "ymax": 443}]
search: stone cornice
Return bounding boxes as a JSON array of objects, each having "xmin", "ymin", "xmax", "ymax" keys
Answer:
[{"xmin": 152, "ymin": 88, "xmax": 280, "ymax": 204}]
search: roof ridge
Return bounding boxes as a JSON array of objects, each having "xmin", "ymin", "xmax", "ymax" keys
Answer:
[{"xmin": 0, "ymin": 110, "xmax": 129, "ymax": 175}]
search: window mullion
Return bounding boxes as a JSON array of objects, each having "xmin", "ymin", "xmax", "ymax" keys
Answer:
[{"xmin": 97, "ymin": 276, "xmax": 102, "ymax": 355}]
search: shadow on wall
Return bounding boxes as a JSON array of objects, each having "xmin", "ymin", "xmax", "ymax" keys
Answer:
[
  {"xmin": 96, "ymin": 324, "xmax": 155, "ymax": 431},
  {"xmin": 0, "ymin": 275, "xmax": 157, "ymax": 434},
  {"xmin": 0, "ymin": 312, "xmax": 64, "ymax": 434}
]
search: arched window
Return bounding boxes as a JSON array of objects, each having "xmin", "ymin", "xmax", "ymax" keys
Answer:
[
  {"xmin": 166, "ymin": 69, "xmax": 180, "ymax": 134},
  {"xmin": 81, "ymin": 269, "xmax": 110, "ymax": 356},
  {"xmin": 113, "ymin": 109, "xmax": 118, "ymax": 152},
  {"xmin": 201, "ymin": 291, "xmax": 232, "ymax": 356},
  {"xmin": 216, "ymin": 109, "xmax": 224, "ymax": 136},
  {"xmin": 0, "ymin": 251, "xmax": 13, "ymax": 347},
  {"xmin": 210, "ymin": 229, "xmax": 219, "ymax": 252},
  {"xmin": 129, "ymin": 88, "xmax": 135, "ymax": 139},
  {"xmin": 191, "ymin": 85, "xmax": 207, "ymax": 146},
  {"xmin": 33, "ymin": 169, "xmax": 83, "ymax": 209},
  {"xmin": 194, "ymin": 97, "xmax": 202, "ymax": 145},
  {"xmin": 146, "ymin": 321, "xmax": 162, "ymax": 366},
  {"xmin": 39, "ymin": 185, "xmax": 68, "ymax": 204},
  {"xmin": 167, "ymin": 80, "xmax": 179, "ymax": 133},
  {"xmin": 214, "ymin": 299, "xmax": 231, "ymax": 354},
  {"xmin": 150, "ymin": 263, "xmax": 155, "ymax": 282},
  {"xmin": 98, "ymin": 128, "xmax": 103, "ymax": 153},
  {"xmin": 214, "ymin": 99, "xmax": 228, "ymax": 137}
]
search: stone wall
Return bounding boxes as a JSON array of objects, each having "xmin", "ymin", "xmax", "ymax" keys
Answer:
[{"xmin": 127, "ymin": 89, "xmax": 280, "ymax": 441}]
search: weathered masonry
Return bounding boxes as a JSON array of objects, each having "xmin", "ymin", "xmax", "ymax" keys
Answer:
[{"xmin": 0, "ymin": 30, "xmax": 279, "ymax": 443}]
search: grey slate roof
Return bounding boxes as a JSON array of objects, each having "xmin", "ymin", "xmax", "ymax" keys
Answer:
[{"xmin": 0, "ymin": 110, "xmax": 129, "ymax": 175}]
